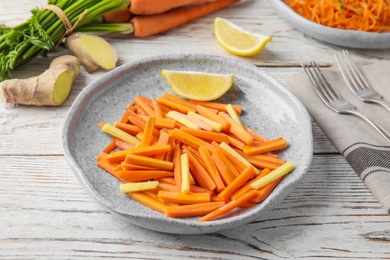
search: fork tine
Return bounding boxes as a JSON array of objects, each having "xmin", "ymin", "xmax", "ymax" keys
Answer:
[
  {"xmin": 301, "ymin": 62, "xmax": 330, "ymax": 103},
  {"xmin": 310, "ymin": 61, "xmax": 341, "ymax": 100},
  {"xmin": 336, "ymin": 50, "xmax": 371, "ymax": 91}
]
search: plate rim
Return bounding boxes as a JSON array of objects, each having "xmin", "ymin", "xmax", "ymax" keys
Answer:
[{"xmin": 61, "ymin": 53, "xmax": 313, "ymax": 233}]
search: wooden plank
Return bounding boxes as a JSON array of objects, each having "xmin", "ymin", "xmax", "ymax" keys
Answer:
[{"xmin": 0, "ymin": 155, "xmax": 389, "ymax": 259}]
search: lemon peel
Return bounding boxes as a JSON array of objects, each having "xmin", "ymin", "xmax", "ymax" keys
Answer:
[
  {"xmin": 161, "ymin": 69, "xmax": 234, "ymax": 101},
  {"xmin": 214, "ymin": 17, "xmax": 272, "ymax": 56}
]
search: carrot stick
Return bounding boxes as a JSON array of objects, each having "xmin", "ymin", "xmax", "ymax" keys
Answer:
[
  {"xmin": 114, "ymin": 122, "xmax": 142, "ymax": 136},
  {"xmin": 234, "ymin": 149, "xmax": 283, "ymax": 170},
  {"xmin": 172, "ymin": 144, "xmax": 182, "ymax": 191},
  {"xmin": 97, "ymin": 159, "xmax": 122, "ymax": 181},
  {"xmin": 210, "ymin": 154, "xmax": 236, "ymax": 186},
  {"xmin": 157, "ymin": 190, "xmax": 210, "ymax": 205},
  {"xmin": 139, "ymin": 115, "xmax": 176, "ymax": 129},
  {"xmin": 165, "ymin": 201, "xmax": 225, "ymax": 218},
  {"xmin": 217, "ymin": 166, "xmax": 255, "ymax": 202},
  {"xmin": 242, "ymin": 137, "xmax": 288, "ymax": 155},
  {"xmin": 103, "ymin": 140, "xmax": 118, "ymax": 154},
  {"xmin": 119, "ymin": 109, "xmax": 132, "ymax": 124},
  {"xmin": 250, "ymin": 176, "xmax": 283, "ymax": 203},
  {"xmin": 103, "ymin": 6, "xmax": 132, "ymax": 23},
  {"xmin": 134, "ymin": 96, "xmax": 156, "ymax": 117},
  {"xmin": 219, "ymin": 142, "xmax": 260, "ymax": 174},
  {"xmin": 163, "ymin": 92, "xmax": 198, "ymax": 110},
  {"xmin": 187, "ymin": 149, "xmax": 216, "ymax": 191},
  {"xmin": 156, "ymin": 97, "xmax": 196, "ymax": 114},
  {"xmin": 199, "ymin": 190, "xmax": 258, "ymax": 222},
  {"xmin": 131, "ymin": 0, "xmax": 240, "ymax": 37},
  {"xmin": 244, "ymin": 125, "xmax": 267, "ymax": 142},
  {"xmin": 155, "ymin": 131, "xmax": 171, "ymax": 160},
  {"xmin": 125, "ymin": 154, "xmax": 174, "ymax": 171},
  {"xmin": 170, "ymin": 128, "xmax": 214, "ymax": 151},
  {"xmin": 128, "ymin": 192, "xmax": 167, "ymax": 214},
  {"xmin": 218, "ymin": 112, "xmax": 253, "ymax": 145},
  {"xmin": 118, "ymin": 170, "xmax": 174, "ymax": 182},
  {"xmin": 130, "ymin": 0, "xmax": 210, "ymax": 15},
  {"xmin": 231, "ymin": 168, "xmax": 271, "ymax": 200},
  {"xmin": 180, "ymin": 127, "xmax": 230, "ymax": 144},
  {"xmin": 199, "ymin": 146, "xmax": 225, "ymax": 192},
  {"xmin": 121, "ymin": 163, "xmax": 160, "ymax": 171},
  {"xmin": 97, "ymin": 122, "xmax": 105, "ymax": 128},
  {"xmin": 187, "ymin": 111, "xmax": 223, "ymax": 132},
  {"xmin": 102, "ymin": 123, "xmax": 141, "ymax": 146},
  {"xmin": 152, "ymin": 99, "xmax": 164, "ymax": 118},
  {"xmin": 190, "ymin": 100, "xmax": 242, "ymax": 115},
  {"xmin": 196, "ymin": 105, "xmax": 230, "ymax": 130},
  {"xmin": 180, "ymin": 152, "xmax": 191, "ymax": 193},
  {"xmin": 115, "ymin": 139, "xmax": 136, "ymax": 150},
  {"xmin": 141, "ymin": 116, "xmax": 156, "ymax": 147},
  {"xmin": 212, "ymin": 146, "xmax": 240, "ymax": 177}
]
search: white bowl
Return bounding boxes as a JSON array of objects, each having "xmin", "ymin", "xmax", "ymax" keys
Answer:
[
  {"xmin": 270, "ymin": 0, "xmax": 390, "ymax": 49},
  {"xmin": 61, "ymin": 53, "xmax": 313, "ymax": 234}
]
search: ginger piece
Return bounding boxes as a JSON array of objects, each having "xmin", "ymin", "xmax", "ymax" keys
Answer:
[
  {"xmin": 65, "ymin": 32, "xmax": 118, "ymax": 73},
  {"xmin": 0, "ymin": 55, "xmax": 80, "ymax": 106}
]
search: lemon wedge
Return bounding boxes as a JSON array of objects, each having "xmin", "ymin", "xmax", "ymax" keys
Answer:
[
  {"xmin": 214, "ymin": 17, "xmax": 272, "ymax": 56},
  {"xmin": 161, "ymin": 70, "xmax": 234, "ymax": 101}
]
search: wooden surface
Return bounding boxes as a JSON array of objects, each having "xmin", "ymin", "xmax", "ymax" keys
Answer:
[{"xmin": 1, "ymin": 0, "xmax": 390, "ymax": 259}]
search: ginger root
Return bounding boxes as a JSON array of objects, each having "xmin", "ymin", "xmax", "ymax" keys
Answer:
[
  {"xmin": 0, "ymin": 55, "xmax": 80, "ymax": 106},
  {"xmin": 65, "ymin": 32, "xmax": 118, "ymax": 73}
]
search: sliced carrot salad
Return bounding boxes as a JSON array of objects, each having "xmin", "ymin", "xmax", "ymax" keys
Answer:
[
  {"xmin": 284, "ymin": 0, "xmax": 390, "ymax": 33},
  {"xmin": 97, "ymin": 92, "xmax": 294, "ymax": 221}
]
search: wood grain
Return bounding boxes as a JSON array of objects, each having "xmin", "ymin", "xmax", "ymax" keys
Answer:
[{"xmin": 1, "ymin": 0, "xmax": 389, "ymax": 259}]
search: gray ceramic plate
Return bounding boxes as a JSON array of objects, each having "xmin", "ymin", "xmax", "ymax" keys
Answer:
[
  {"xmin": 61, "ymin": 53, "xmax": 313, "ymax": 234},
  {"xmin": 270, "ymin": 0, "xmax": 390, "ymax": 49}
]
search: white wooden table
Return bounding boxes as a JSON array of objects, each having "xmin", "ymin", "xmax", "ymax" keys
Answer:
[{"xmin": 1, "ymin": 1, "xmax": 390, "ymax": 258}]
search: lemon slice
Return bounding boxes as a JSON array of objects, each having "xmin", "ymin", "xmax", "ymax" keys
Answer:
[
  {"xmin": 214, "ymin": 17, "xmax": 272, "ymax": 56},
  {"xmin": 161, "ymin": 70, "xmax": 234, "ymax": 101}
]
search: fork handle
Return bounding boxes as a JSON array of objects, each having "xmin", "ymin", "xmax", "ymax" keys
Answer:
[
  {"xmin": 348, "ymin": 110, "xmax": 390, "ymax": 143},
  {"xmin": 367, "ymin": 99, "xmax": 390, "ymax": 113}
]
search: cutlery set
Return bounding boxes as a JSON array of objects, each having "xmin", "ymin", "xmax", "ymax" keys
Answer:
[{"xmin": 302, "ymin": 51, "xmax": 390, "ymax": 143}]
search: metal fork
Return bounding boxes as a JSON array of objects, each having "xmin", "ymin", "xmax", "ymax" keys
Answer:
[
  {"xmin": 302, "ymin": 61, "xmax": 390, "ymax": 143},
  {"xmin": 335, "ymin": 50, "xmax": 390, "ymax": 112}
]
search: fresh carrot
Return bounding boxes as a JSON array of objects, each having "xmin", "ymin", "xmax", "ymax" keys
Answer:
[
  {"xmin": 163, "ymin": 92, "xmax": 198, "ymax": 110},
  {"xmin": 217, "ymin": 166, "xmax": 255, "ymax": 202},
  {"xmin": 114, "ymin": 122, "xmax": 142, "ymax": 136},
  {"xmin": 242, "ymin": 137, "xmax": 288, "ymax": 155},
  {"xmin": 190, "ymin": 100, "xmax": 242, "ymax": 115},
  {"xmin": 284, "ymin": 0, "xmax": 390, "ymax": 33},
  {"xmin": 157, "ymin": 190, "xmax": 210, "ymax": 205},
  {"xmin": 141, "ymin": 116, "xmax": 156, "ymax": 147},
  {"xmin": 118, "ymin": 170, "xmax": 174, "ymax": 182},
  {"xmin": 210, "ymin": 153, "xmax": 236, "ymax": 185},
  {"xmin": 97, "ymin": 90, "xmax": 292, "ymax": 220},
  {"xmin": 103, "ymin": 6, "xmax": 132, "ymax": 23},
  {"xmin": 156, "ymin": 97, "xmax": 196, "ymax": 114},
  {"xmin": 186, "ymin": 149, "xmax": 216, "ymax": 191},
  {"xmin": 131, "ymin": 0, "xmax": 240, "ymax": 37},
  {"xmin": 134, "ymin": 96, "xmax": 156, "ymax": 117},
  {"xmin": 152, "ymin": 99, "xmax": 164, "ymax": 118},
  {"xmin": 125, "ymin": 154, "xmax": 174, "ymax": 171},
  {"xmin": 130, "ymin": 0, "xmax": 209, "ymax": 15},
  {"xmin": 218, "ymin": 112, "xmax": 253, "ymax": 145},
  {"xmin": 199, "ymin": 190, "xmax": 258, "ymax": 222},
  {"xmin": 128, "ymin": 192, "xmax": 167, "ymax": 214},
  {"xmin": 199, "ymin": 146, "xmax": 225, "ymax": 192},
  {"xmin": 165, "ymin": 201, "xmax": 225, "ymax": 218},
  {"xmin": 196, "ymin": 105, "xmax": 230, "ymax": 130},
  {"xmin": 180, "ymin": 127, "xmax": 230, "ymax": 144},
  {"xmin": 172, "ymin": 144, "xmax": 182, "ymax": 191}
]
